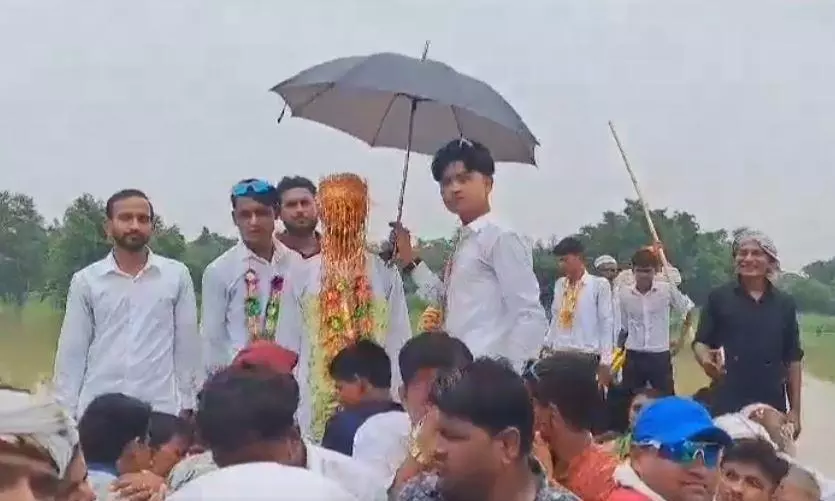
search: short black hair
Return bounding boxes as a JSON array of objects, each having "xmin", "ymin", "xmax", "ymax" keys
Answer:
[
  {"xmin": 430, "ymin": 139, "xmax": 495, "ymax": 182},
  {"xmin": 147, "ymin": 412, "xmax": 193, "ymax": 449},
  {"xmin": 329, "ymin": 340, "xmax": 392, "ymax": 389},
  {"xmin": 552, "ymin": 236, "xmax": 584, "ymax": 257},
  {"xmin": 524, "ymin": 352, "xmax": 601, "ymax": 431},
  {"xmin": 399, "ymin": 332, "xmax": 473, "ymax": 388},
  {"xmin": 631, "ymin": 248, "xmax": 660, "ymax": 269},
  {"xmin": 230, "ymin": 178, "xmax": 279, "ymax": 209},
  {"xmin": 196, "ymin": 367, "xmax": 299, "ymax": 455},
  {"xmin": 275, "ymin": 176, "xmax": 317, "ymax": 207},
  {"xmin": 78, "ymin": 393, "xmax": 152, "ymax": 464},
  {"xmin": 105, "ymin": 189, "xmax": 155, "ymax": 220},
  {"xmin": 722, "ymin": 438, "xmax": 790, "ymax": 489},
  {"xmin": 431, "ymin": 357, "xmax": 534, "ymax": 456}
]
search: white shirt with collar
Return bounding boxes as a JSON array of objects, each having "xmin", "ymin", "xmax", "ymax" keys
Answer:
[
  {"xmin": 617, "ymin": 280, "xmax": 694, "ymax": 353},
  {"xmin": 200, "ymin": 240, "xmax": 301, "ymax": 374},
  {"xmin": 410, "ymin": 213, "xmax": 548, "ymax": 369},
  {"xmin": 546, "ymin": 271, "xmax": 615, "ymax": 365},
  {"xmin": 52, "ymin": 250, "xmax": 200, "ymax": 418}
]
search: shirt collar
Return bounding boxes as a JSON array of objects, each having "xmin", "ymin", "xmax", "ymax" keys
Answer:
[
  {"xmin": 236, "ymin": 240, "xmax": 281, "ymax": 265},
  {"xmin": 100, "ymin": 248, "xmax": 158, "ymax": 277},
  {"xmin": 459, "ymin": 211, "xmax": 494, "ymax": 238},
  {"xmin": 733, "ymin": 277, "xmax": 775, "ymax": 301}
]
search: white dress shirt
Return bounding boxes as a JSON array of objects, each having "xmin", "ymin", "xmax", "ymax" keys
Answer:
[
  {"xmin": 546, "ymin": 271, "xmax": 615, "ymax": 365},
  {"xmin": 52, "ymin": 251, "xmax": 200, "ymax": 418},
  {"xmin": 276, "ymin": 252, "xmax": 412, "ymax": 438},
  {"xmin": 618, "ymin": 281, "xmax": 694, "ymax": 353},
  {"xmin": 200, "ymin": 240, "xmax": 301, "ymax": 374},
  {"xmin": 410, "ymin": 213, "xmax": 548, "ymax": 369},
  {"xmin": 352, "ymin": 410, "xmax": 411, "ymax": 487}
]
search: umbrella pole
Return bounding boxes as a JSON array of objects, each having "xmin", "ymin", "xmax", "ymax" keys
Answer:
[{"xmin": 381, "ymin": 97, "xmax": 417, "ymax": 265}]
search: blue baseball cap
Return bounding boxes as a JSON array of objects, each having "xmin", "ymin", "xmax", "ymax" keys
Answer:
[{"xmin": 633, "ymin": 396, "xmax": 732, "ymax": 447}]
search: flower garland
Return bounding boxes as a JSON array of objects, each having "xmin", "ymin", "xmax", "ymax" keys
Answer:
[
  {"xmin": 310, "ymin": 173, "xmax": 374, "ymax": 439},
  {"xmin": 557, "ymin": 279, "xmax": 583, "ymax": 330},
  {"xmin": 243, "ymin": 270, "xmax": 284, "ymax": 343}
]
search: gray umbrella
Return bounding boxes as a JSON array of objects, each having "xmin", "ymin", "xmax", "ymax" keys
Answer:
[{"xmin": 271, "ymin": 48, "xmax": 538, "ymax": 222}]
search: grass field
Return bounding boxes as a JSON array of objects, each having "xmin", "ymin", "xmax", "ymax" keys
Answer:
[{"xmin": 2, "ymin": 300, "xmax": 835, "ymax": 393}]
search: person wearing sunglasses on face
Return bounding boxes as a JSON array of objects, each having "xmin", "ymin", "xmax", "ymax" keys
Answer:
[
  {"xmin": 610, "ymin": 396, "xmax": 732, "ymax": 501},
  {"xmin": 201, "ymin": 178, "xmax": 316, "ymax": 376}
]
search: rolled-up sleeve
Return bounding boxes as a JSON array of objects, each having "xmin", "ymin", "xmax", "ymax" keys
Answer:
[
  {"xmin": 53, "ymin": 273, "xmax": 94, "ymax": 417},
  {"xmin": 174, "ymin": 265, "xmax": 201, "ymax": 410},
  {"xmin": 595, "ymin": 280, "xmax": 614, "ymax": 365},
  {"xmin": 491, "ymin": 232, "xmax": 549, "ymax": 367}
]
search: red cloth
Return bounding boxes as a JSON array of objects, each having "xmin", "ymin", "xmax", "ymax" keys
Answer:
[
  {"xmin": 562, "ymin": 444, "xmax": 618, "ymax": 501},
  {"xmin": 607, "ymin": 487, "xmax": 653, "ymax": 501},
  {"xmin": 232, "ymin": 341, "xmax": 298, "ymax": 374}
]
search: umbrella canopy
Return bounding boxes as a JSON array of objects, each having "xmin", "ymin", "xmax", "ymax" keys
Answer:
[{"xmin": 271, "ymin": 52, "xmax": 538, "ymax": 165}]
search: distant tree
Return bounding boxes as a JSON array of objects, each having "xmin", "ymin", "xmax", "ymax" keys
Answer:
[
  {"xmin": 183, "ymin": 226, "xmax": 236, "ymax": 293},
  {"xmin": 0, "ymin": 191, "xmax": 48, "ymax": 306},
  {"xmin": 802, "ymin": 259, "xmax": 835, "ymax": 286}
]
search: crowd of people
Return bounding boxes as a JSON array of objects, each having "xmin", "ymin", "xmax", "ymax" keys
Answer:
[{"xmin": 1, "ymin": 139, "xmax": 831, "ymax": 501}]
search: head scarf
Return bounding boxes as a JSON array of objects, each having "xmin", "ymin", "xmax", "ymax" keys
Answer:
[
  {"xmin": 733, "ymin": 230, "xmax": 781, "ymax": 280},
  {"xmin": 0, "ymin": 386, "xmax": 79, "ymax": 477},
  {"xmin": 166, "ymin": 462, "xmax": 356, "ymax": 501},
  {"xmin": 594, "ymin": 255, "xmax": 617, "ymax": 269},
  {"xmin": 232, "ymin": 341, "xmax": 298, "ymax": 374}
]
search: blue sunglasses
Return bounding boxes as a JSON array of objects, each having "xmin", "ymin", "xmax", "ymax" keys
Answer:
[
  {"xmin": 640, "ymin": 440, "xmax": 724, "ymax": 468},
  {"xmin": 231, "ymin": 179, "xmax": 274, "ymax": 197}
]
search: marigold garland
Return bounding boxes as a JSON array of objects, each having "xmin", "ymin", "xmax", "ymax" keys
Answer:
[
  {"xmin": 558, "ymin": 279, "xmax": 583, "ymax": 330},
  {"xmin": 243, "ymin": 269, "xmax": 284, "ymax": 343},
  {"xmin": 310, "ymin": 173, "xmax": 374, "ymax": 439}
]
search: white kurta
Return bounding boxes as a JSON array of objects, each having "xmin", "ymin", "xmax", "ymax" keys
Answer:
[
  {"xmin": 275, "ymin": 252, "xmax": 412, "ymax": 439},
  {"xmin": 200, "ymin": 240, "xmax": 301, "ymax": 375}
]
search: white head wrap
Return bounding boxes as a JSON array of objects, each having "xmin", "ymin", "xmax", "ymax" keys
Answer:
[
  {"xmin": 0, "ymin": 386, "xmax": 79, "ymax": 477},
  {"xmin": 713, "ymin": 413, "xmax": 776, "ymax": 447},
  {"xmin": 167, "ymin": 462, "xmax": 356, "ymax": 501},
  {"xmin": 594, "ymin": 255, "xmax": 617, "ymax": 269},
  {"xmin": 733, "ymin": 230, "xmax": 781, "ymax": 280}
]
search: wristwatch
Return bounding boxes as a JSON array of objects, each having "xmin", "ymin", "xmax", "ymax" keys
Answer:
[{"xmin": 403, "ymin": 257, "xmax": 423, "ymax": 275}]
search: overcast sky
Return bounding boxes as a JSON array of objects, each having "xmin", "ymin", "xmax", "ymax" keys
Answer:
[{"xmin": 1, "ymin": 0, "xmax": 833, "ymax": 270}]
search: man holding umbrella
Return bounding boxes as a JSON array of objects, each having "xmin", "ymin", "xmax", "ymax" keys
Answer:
[{"xmin": 391, "ymin": 139, "xmax": 548, "ymax": 370}]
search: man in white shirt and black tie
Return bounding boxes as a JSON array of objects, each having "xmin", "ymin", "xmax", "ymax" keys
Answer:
[
  {"xmin": 390, "ymin": 139, "xmax": 548, "ymax": 370},
  {"xmin": 618, "ymin": 248, "xmax": 695, "ymax": 396},
  {"xmin": 546, "ymin": 237, "xmax": 614, "ymax": 388},
  {"xmin": 53, "ymin": 189, "xmax": 201, "ymax": 419}
]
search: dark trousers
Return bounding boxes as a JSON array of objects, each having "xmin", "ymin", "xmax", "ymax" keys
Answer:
[{"xmin": 622, "ymin": 350, "xmax": 675, "ymax": 396}]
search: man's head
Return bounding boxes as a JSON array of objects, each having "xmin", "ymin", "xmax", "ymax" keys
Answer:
[
  {"xmin": 229, "ymin": 179, "xmax": 279, "ymax": 249},
  {"xmin": 629, "ymin": 387, "xmax": 663, "ymax": 427},
  {"xmin": 778, "ymin": 466, "xmax": 821, "ymax": 501},
  {"xmin": 275, "ymin": 176, "xmax": 318, "ymax": 235},
  {"xmin": 732, "ymin": 231, "xmax": 780, "ymax": 282},
  {"xmin": 105, "ymin": 189, "xmax": 154, "ymax": 252},
  {"xmin": 78, "ymin": 393, "xmax": 152, "ymax": 466},
  {"xmin": 196, "ymin": 367, "xmax": 301, "ymax": 468},
  {"xmin": 430, "ymin": 358, "xmax": 534, "ymax": 501},
  {"xmin": 398, "ymin": 332, "xmax": 473, "ymax": 423},
  {"xmin": 552, "ymin": 237, "xmax": 585, "ymax": 277},
  {"xmin": 631, "ymin": 397, "xmax": 732, "ymax": 501},
  {"xmin": 718, "ymin": 439, "xmax": 789, "ymax": 501},
  {"xmin": 329, "ymin": 340, "xmax": 392, "ymax": 408},
  {"xmin": 522, "ymin": 352, "xmax": 601, "ymax": 444},
  {"xmin": 632, "ymin": 248, "xmax": 661, "ymax": 291},
  {"xmin": 594, "ymin": 255, "xmax": 619, "ymax": 283},
  {"xmin": 431, "ymin": 139, "xmax": 494, "ymax": 222}
]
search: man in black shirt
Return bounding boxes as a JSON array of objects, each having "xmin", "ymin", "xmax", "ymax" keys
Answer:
[{"xmin": 692, "ymin": 231, "xmax": 802, "ymax": 437}]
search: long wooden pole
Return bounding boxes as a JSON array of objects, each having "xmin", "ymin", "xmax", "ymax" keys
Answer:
[{"xmin": 607, "ymin": 121, "xmax": 673, "ymax": 271}]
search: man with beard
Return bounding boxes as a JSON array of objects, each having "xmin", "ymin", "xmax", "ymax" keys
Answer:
[
  {"xmin": 202, "ymin": 178, "xmax": 318, "ymax": 375},
  {"xmin": 53, "ymin": 189, "xmax": 200, "ymax": 419}
]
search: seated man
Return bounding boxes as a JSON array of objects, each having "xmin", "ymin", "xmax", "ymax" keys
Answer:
[
  {"xmin": 610, "ymin": 396, "xmax": 732, "ymax": 501},
  {"xmin": 717, "ymin": 438, "xmax": 789, "ymax": 501},
  {"xmin": 322, "ymin": 340, "xmax": 403, "ymax": 456}
]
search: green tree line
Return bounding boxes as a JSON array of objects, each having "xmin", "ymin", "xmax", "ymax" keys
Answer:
[{"xmin": 3, "ymin": 191, "xmax": 835, "ymax": 314}]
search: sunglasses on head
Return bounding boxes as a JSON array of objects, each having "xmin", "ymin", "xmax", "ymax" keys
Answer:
[
  {"xmin": 640, "ymin": 440, "xmax": 723, "ymax": 468},
  {"xmin": 231, "ymin": 179, "xmax": 274, "ymax": 197}
]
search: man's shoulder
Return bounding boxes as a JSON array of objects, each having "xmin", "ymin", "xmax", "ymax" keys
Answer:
[
  {"xmin": 150, "ymin": 253, "xmax": 190, "ymax": 275},
  {"xmin": 356, "ymin": 410, "xmax": 410, "ymax": 441},
  {"xmin": 204, "ymin": 244, "xmax": 241, "ymax": 273}
]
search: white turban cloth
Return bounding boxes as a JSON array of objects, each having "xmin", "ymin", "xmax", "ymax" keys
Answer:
[
  {"xmin": 167, "ymin": 462, "xmax": 357, "ymax": 501},
  {"xmin": 0, "ymin": 386, "xmax": 79, "ymax": 477},
  {"xmin": 733, "ymin": 230, "xmax": 780, "ymax": 279},
  {"xmin": 594, "ymin": 255, "xmax": 617, "ymax": 269}
]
